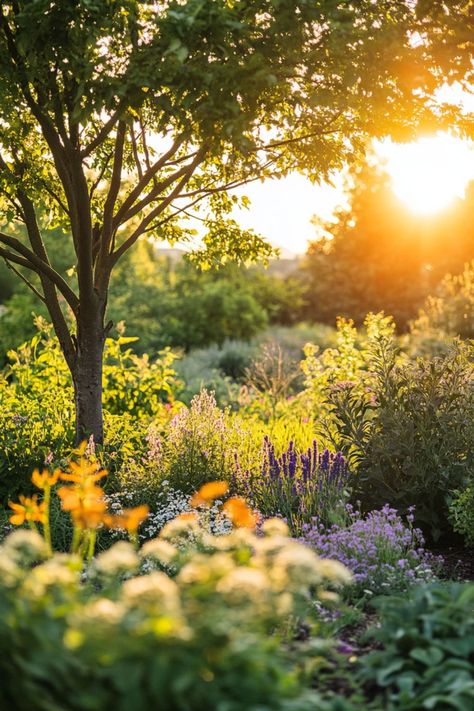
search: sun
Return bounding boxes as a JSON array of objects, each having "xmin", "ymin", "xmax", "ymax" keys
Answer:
[{"xmin": 376, "ymin": 133, "xmax": 474, "ymax": 215}]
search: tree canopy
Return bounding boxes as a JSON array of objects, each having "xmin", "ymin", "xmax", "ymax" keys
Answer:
[{"xmin": 0, "ymin": 0, "xmax": 466, "ymax": 441}]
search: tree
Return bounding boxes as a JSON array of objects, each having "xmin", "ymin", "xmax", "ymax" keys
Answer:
[
  {"xmin": 303, "ymin": 161, "xmax": 474, "ymax": 329},
  {"xmin": 0, "ymin": 1, "xmax": 451, "ymax": 443}
]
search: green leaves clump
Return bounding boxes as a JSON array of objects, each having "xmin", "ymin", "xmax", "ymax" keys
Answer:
[{"xmin": 361, "ymin": 583, "xmax": 474, "ymax": 711}]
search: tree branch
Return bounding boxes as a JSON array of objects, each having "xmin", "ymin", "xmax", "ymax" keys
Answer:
[
  {"xmin": 81, "ymin": 103, "xmax": 127, "ymax": 159},
  {"xmin": 110, "ymin": 151, "xmax": 204, "ymax": 265},
  {"xmin": 2, "ymin": 257, "xmax": 46, "ymax": 303},
  {"xmin": 112, "ymin": 135, "xmax": 186, "ymax": 226},
  {"xmin": 0, "ymin": 231, "xmax": 79, "ymax": 312}
]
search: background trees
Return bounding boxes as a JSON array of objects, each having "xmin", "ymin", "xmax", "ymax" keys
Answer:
[{"xmin": 302, "ymin": 161, "xmax": 474, "ymax": 329}]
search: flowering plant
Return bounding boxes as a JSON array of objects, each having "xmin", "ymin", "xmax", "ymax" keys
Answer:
[
  {"xmin": 233, "ymin": 436, "xmax": 350, "ymax": 534},
  {"xmin": 8, "ymin": 445, "xmax": 149, "ymax": 560},
  {"xmin": 301, "ymin": 505, "xmax": 442, "ymax": 599},
  {"xmin": 0, "ymin": 493, "xmax": 351, "ymax": 710}
]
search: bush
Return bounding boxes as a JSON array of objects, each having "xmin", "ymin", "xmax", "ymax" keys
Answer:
[
  {"xmin": 0, "ymin": 522, "xmax": 351, "ymax": 710},
  {"xmin": 449, "ymin": 486, "xmax": 474, "ymax": 547},
  {"xmin": 360, "ymin": 582, "xmax": 474, "ymax": 710},
  {"xmin": 315, "ymin": 320, "xmax": 474, "ymax": 539},
  {"xmin": 301, "ymin": 505, "xmax": 441, "ymax": 601},
  {"xmin": 0, "ymin": 324, "xmax": 181, "ymax": 502},
  {"xmin": 411, "ymin": 261, "xmax": 474, "ymax": 341},
  {"xmin": 163, "ymin": 390, "xmax": 249, "ymax": 493}
]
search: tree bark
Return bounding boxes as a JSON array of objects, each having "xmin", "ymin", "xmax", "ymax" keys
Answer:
[{"xmin": 72, "ymin": 307, "xmax": 106, "ymax": 446}]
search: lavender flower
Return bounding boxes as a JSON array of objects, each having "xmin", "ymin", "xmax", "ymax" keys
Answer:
[
  {"xmin": 233, "ymin": 437, "xmax": 350, "ymax": 534},
  {"xmin": 300, "ymin": 505, "xmax": 442, "ymax": 598}
]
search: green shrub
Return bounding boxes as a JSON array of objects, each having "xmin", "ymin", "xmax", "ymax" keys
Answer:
[
  {"xmin": 163, "ymin": 390, "xmax": 250, "ymax": 493},
  {"xmin": 449, "ymin": 486, "xmax": 474, "ymax": 547},
  {"xmin": 360, "ymin": 582, "xmax": 474, "ymax": 711},
  {"xmin": 0, "ymin": 324, "xmax": 181, "ymax": 502},
  {"xmin": 309, "ymin": 318, "xmax": 474, "ymax": 539},
  {"xmin": 0, "ymin": 523, "xmax": 351, "ymax": 711}
]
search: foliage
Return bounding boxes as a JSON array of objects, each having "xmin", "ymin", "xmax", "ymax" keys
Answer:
[
  {"xmin": 301, "ymin": 505, "xmax": 441, "ymax": 601},
  {"xmin": 0, "ymin": 518, "xmax": 351, "ymax": 710},
  {"xmin": 360, "ymin": 582, "xmax": 474, "ymax": 711},
  {"xmin": 176, "ymin": 322, "xmax": 335, "ymax": 407},
  {"xmin": 233, "ymin": 437, "xmax": 350, "ymax": 535},
  {"xmin": 410, "ymin": 260, "xmax": 474, "ymax": 341},
  {"xmin": 244, "ymin": 343, "xmax": 301, "ymax": 420},
  {"xmin": 449, "ymin": 486, "xmax": 474, "ymax": 548},
  {"xmin": 0, "ymin": 291, "xmax": 49, "ymax": 364},
  {"xmin": 0, "ymin": 0, "xmax": 438, "ymax": 442},
  {"xmin": 161, "ymin": 390, "xmax": 249, "ymax": 494},
  {"xmin": 0, "ymin": 324, "xmax": 181, "ymax": 501},
  {"xmin": 306, "ymin": 316, "xmax": 474, "ymax": 539}
]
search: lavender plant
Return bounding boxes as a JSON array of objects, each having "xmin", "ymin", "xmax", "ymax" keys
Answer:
[
  {"xmin": 233, "ymin": 437, "xmax": 350, "ymax": 535},
  {"xmin": 301, "ymin": 505, "xmax": 442, "ymax": 600}
]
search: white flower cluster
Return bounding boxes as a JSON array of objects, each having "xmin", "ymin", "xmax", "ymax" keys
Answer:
[{"xmin": 105, "ymin": 481, "xmax": 232, "ymax": 543}]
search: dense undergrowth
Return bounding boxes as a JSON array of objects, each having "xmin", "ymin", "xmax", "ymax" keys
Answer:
[{"xmin": 1, "ymin": 310, "xmax": 474, "ymax": 710}]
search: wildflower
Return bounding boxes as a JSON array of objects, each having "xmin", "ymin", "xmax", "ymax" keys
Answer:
[
  {"xmin": 2, "ymin": 529, "xmax": 48, "ymax": 564},
  {"xmin": 59, "ymin": 458, "xmax": 107, "ymax": 486},
  {"xmin": 94, "ymin": 541, "xmax": 139, "ymax": 577},
  {"xmin": 106, "ymin": 505, "xmax": 149, "ymax": 533},
  {"xmin": 190, "ymin": 481, "xmax": 229, "ymax": 507},
  {"xmin": 140, "ymin": 539, "xmax": 178, "ymax": 566},
  {"xmin": 31, "ymin": 468, "xmax": 61, "ymax": 490},
  {"xmin": 122, "ymin": 571, "xmax": 180, "ymax": 611},
  {"xmin": 57, "ymin": 484, "xmax": 105, "ymax": 511},
  {"xmin": 160, "ymin": 514, "xmax": 200, "ymax": 541},
  {"xmin": 223, "ymin": 497, "xmax": 257, "ymax": 528},
  {"xmin": 9, "ymin": 495, "xmax": 47, "ymax": 526},
  {"xmin": 70, "ymin": 499, "xmax": 108, "ymax": 529},
  {"xmin": 216, "ymin": 567, "xmax": 268, "ymax": 602},
  {"xmin": 261, "ymin": 518, "xmax": 289, "ymax": 538}
]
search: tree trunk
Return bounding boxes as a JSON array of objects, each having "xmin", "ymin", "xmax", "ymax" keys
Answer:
[{"xmin": 72, "ymin": 310, "xmax": 106, "ymax": 446}]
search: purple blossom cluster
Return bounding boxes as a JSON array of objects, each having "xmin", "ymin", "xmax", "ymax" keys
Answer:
[
  {"xmin": 233, "ymin": 437, "xmax": 350, "ymax": 534},
  {"xmin": 301, "ymin": 504, "xmax": 442, "ymax": 597}
]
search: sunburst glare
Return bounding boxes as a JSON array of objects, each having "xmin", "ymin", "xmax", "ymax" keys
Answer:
[{"xmin": 377, "ymin": 133, "xmax": 474, "ymax": 215}]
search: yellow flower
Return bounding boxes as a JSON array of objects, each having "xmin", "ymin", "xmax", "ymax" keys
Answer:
[
  {"xmin": 70, "ymin": 500, "xmax": 108, "ymax": 530},
  {"xmin": 9, "ymin": 495, "xmax": 47, "ymax": 526},
  {"xmin": 223, "ymin": 497, "xmax": 257, "ymax": 529},
  {"xmin": 31, "ymin": 468, "xmax": 61, "ymax": 490},
  {"xmin": 57, "ymin": 483, "xmax": 108, "ymax": 530},
  {"xmin": 190, "ymin": 481, "xmax": 229, "ymax": 507},
  {"xmin": 57, "ymin": 484, "xmax": 105, "ymax": 512}
]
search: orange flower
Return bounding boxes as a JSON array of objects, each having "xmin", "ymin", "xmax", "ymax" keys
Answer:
[
  {"xmin": 223, "ymin": 497, "xmax": 257, "ymax": 528},
  {"xmin": 176, "ymin": 512, "xmax": 198, "ymax": 522},
  {"xmin": 105, "ymin": 505, "xmax": 149, "ymax": 533},
  {"xmin": 9, "ymin": 495, "xmax": 47, "ymax": 526},
  {"xmin": 59, "ymin": 459, "xmax": 107, "ymax": 486},
  {"xmin": 70, "ymin": 499, "xmax": 108, "ymax": 529},
  {"xmin": 190, "ymin": 481, "xmax": 229, "ymax": 507},
  {"xmin": 31, "ymin": 468, "xmax": 61, "ymax": 490},
  {"xmin": 57, "ymin": 484, "xmax": 105, "ymax": 512}
]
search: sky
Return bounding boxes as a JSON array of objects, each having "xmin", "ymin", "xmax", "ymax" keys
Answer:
[{"xmin": 231, "ymin": 173, "xmax": 347, "ymax": 256}]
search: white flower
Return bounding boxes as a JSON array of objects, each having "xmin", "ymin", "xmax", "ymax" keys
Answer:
[
  {"xmin": 122, "ymin": 571, "xmax": 180, "ymax": 613},
  {"xmin": 94, "ymin": 542, "xmax": 139, "ymax": 577},
  {"xmin": 140, "ymin": 539, "xmax": 178, "ymax": 566}
]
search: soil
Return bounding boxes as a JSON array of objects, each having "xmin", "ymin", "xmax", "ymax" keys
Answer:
[{"xmin": 432, "ymin": 544, "xmax": 474, "ymax": 581}]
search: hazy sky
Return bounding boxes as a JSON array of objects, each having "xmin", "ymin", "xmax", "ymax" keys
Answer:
[{"xmin": 231, "ymin": 173, "xmax": 347, "ymax": 255}]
